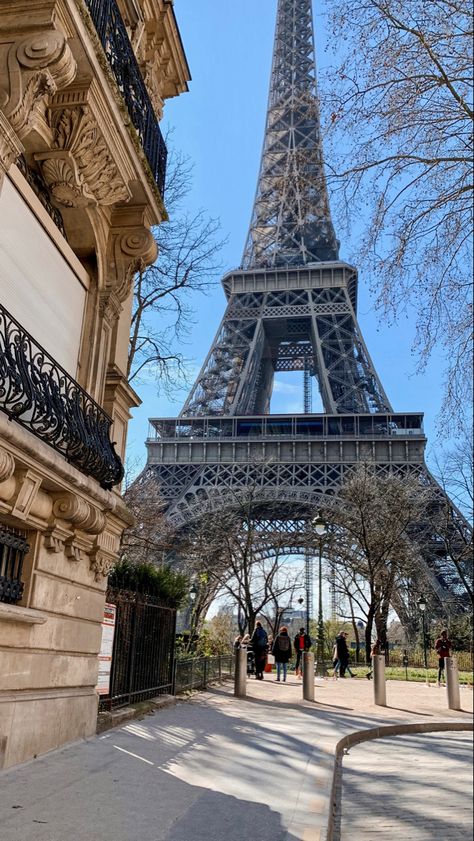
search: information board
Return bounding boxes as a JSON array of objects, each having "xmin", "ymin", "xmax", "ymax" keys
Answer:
[{"xmin": 97, "ymin": 603, "xmax": 116, "ymax": 696}]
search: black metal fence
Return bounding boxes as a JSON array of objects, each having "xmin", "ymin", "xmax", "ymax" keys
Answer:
[
  {"xmin": 99, "ymin": 590, "xmax": 176, "ymax": 711},
  {"xmin": 84, "ymin": 0, "xmax": 167, "ymax": 195},
  {"xmin": 0, "ymin": 527, "xmax": 28, "ymax": 605},
  {"xmin": 174, "ymin": 655, "xmax": 235, "ymax": 694}
]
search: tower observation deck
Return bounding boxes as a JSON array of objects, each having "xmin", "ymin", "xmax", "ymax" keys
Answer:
[{"xmin": 141, "ymin": 0, "xmax": 470, "ymax": 616}]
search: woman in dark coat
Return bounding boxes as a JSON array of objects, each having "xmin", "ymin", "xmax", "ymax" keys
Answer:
[
  {"xmin": 250, "ymin": 621, "xmax": 268, "ymax": 680},
  {"xmin": 335, "ymin": 631, "xmax": 350, "ymax": 677},
  {"xmin": 272, "ymin": 626, "xmax": 292, "ymax": 682}
]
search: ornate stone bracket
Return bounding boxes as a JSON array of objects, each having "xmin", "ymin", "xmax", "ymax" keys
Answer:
[
  {"xmin": 0, "ymin": 108, "xmax": 24, "ymax": 181},
  {"xmin": 35, "ymin": 82, "xmax": 131, "ymax": 208},
  {"xmin": 105, "ymin": 205, "xmax": 157, "ymax": 302},
  {"xmin": 0, "ymin": 29, "xmax": 76, "ymax": 144},
  {"xmin": 52, "ymin": 493, "xmax": 106, "ymax": 534},
  {"xmin": 89, "ymin": 526, "xmax": 121, "ymax": 582}
]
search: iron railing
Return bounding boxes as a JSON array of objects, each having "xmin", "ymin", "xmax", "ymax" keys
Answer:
[
  {"xmin": 84, "ymin": 0, "xmax": 167, "ymax": 195},
  {"xmin": 0, "ymin": 527, "xmax": 29, "ymax": 605},
  {"xmin": 174, "ymin": 655, "xmax": 235, "ymax": 694},
  {"xmin": 0, "ymin": 303, "xmax": 124, "ymax": 489},
  {"xmin": 100, "ymin": 590, "xmax": 176, "ymax": 711}
]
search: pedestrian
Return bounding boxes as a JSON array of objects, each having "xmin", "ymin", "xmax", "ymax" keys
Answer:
[
  {"xmin": 294, "ymin": 627, "xmax": 311, "ymax": 678},
  {"xmin": 366, "ymin": 638, "xmax": 383, "ymax": 680},
  {"xmin": 233, "ymin": 634, "xmax": 242, "ymax": 652},
  {"xmin": 335, "ymin": 631, "xmax": 352, "ymax": 678},
  {"xmin": 250, "ymin": 621, "xmax": 268, "ymax": 680},
  {"xmin": 434, "ymin": 629, "xmax": 452, "ymax": 686},
  {"xmin": 332, "ymin": 639, "xmax": 341, "ymax": 679},
  {"xmin": 272, "ymin": 626, "xmax": 292, "ymax": 682}
]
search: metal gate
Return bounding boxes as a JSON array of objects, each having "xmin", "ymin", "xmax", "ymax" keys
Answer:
[{"xmin": 100, "ymin": 590, "xmax": 176, "ymax": 710}]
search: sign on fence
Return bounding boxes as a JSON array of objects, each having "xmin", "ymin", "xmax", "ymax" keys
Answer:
[{"xmin": 97, "ymin": 603, "xmax": 116, "ymax": 695}]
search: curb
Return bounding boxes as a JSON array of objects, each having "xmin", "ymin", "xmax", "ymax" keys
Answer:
[
  {"xmin": 325, "ymin": 720, "xmax": 474, "ymax": 841},
  {"xmin": 97, "ymin": 694, "xmax": 178, "ymax": 734}
]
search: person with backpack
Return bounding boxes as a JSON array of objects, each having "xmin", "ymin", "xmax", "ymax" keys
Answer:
[
  {"xmin": 294, "ymin": 627, "xmax": 311, "ymax": 678},
  {"xmin": 272, "ymin": 626, "xmax": 292, "ymax": 682},
  {"xmin": 434, "ymin": 629, "xmax": 452, "ymax": 686},
  {"xmin": 250, "ymin": 620, "xmax": 268, "ymax": 680}
]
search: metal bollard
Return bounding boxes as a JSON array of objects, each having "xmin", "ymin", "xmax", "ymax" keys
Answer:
[
  {"xmin": 445, "ymin": 657, "xmax": 461, "ymax": 711},
  {"xmin": 303, "ymin": 652, "xmax": 315, "ymax": 701},
  {"xmin": 373, "ymin": 655, "xmax": 386, "ymax": 706},
  {"xmin": 234, "ymin": 647, "xmax": 247, "ymax": 698}
]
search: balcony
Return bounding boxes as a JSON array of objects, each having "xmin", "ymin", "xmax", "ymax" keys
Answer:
[
  {"xmin": 0, "ymin": 303, "xmax": 124, "ymax": 490},
  {"xmin": 84, "ymin": 0, "xmax": 168, "ymax": 196}
]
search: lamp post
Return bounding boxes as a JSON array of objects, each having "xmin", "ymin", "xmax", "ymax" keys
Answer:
[
  {"xmin": 312, "ymin": 513, "xmax": 328, "ymax": 677},
  {"xmin": 417, "ymin": 594, "xmax": 429, "ymax": 685},
  {"xmin": 189, "ymin": 583, "xmax": 198, "ymax": 632}
]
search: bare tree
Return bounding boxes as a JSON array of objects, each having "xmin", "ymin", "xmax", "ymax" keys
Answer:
[
  {"xmin": 128, "ymin": 147, "xmax": 227, "ymax": 391},
  {"xmin": 328, "ymin": 464, "xmax": 433, "ymax": 658},
  {"xmin": 429, "ymin": 427, "xmax": 474, "ymax": 607},
  {"xmin": 120, "ymin": 471, "xmax": 174, "ymax": 566},
  {"xmin": 324, "ymin": 0, "xmax": 473, "ymax": 422}
]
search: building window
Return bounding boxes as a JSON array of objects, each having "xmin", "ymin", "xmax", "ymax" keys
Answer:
[{"xmin": 0, "ymin": 526, "xmax": 29, "ymax": 605}]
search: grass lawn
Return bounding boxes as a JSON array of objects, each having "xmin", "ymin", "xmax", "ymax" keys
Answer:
[{"xmin": 334, "ymin": 665, "xmax": 473, "ymax": 685}]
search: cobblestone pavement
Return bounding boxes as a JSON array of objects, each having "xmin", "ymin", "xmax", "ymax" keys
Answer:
[{"xmin": 338, "ymin": 731, "xmax": 473, "ymax": 841}]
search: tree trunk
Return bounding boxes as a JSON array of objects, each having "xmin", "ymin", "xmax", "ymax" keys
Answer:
[
  {"xmin": 365, "ymin": 606, "xmax": 375, "ymax": 665},
  {"xmin": 348, "ymin": 595, "xmax": 360, "ymax": 663}
]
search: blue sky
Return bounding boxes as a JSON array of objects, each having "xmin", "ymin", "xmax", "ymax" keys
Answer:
[{"xmin": 125, "ymin": 0, "xmax": 449, "ymax": 476}]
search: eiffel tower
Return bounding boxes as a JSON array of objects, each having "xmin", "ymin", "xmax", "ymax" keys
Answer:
[{"xmin": 142, "ymin": 0, "xmax": 468, "ymax": 616}]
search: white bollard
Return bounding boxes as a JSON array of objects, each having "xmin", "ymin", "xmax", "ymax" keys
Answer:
[
  {"xmin": 373, "ymin": 655, "xmax": 386, "ymax": 706},
  {"xmin": 445, "ymin": 657, "xmax": 461, "ymax": 711},
  {"xmin": 234, "ymin": 647, "xmax": 247, "ymax": 698},
  {"xmin": 303, "ymin": 652, "xmax": 315, "ymax": 701}
]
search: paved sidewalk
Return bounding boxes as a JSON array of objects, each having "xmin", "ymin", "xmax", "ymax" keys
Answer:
[
  {"xmin": 0, "ymin": 678, "xmax": 471, "ymax": 841},
  {"xmin": 338, "ymin": 731, "xmax": 473, "ymax": 841}
]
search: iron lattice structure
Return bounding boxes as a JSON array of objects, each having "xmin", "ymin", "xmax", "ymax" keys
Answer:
[
  {"xmin": 142, "ymin": 0, "xmax": 471, "ymax": 620},
  {"xmin": 242, "ymin": 0, "xmax": 338, "ymax": 268}
]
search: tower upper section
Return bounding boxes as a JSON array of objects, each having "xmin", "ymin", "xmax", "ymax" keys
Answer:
[{"xmin": 242, "ymin": 0, "xmax": 339, "ymax": 270}]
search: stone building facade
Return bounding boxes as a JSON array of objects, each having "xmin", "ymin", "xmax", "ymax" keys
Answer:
[{"xmin": 0, "ymin": 0, "xmax": 190, "ymax": 769}]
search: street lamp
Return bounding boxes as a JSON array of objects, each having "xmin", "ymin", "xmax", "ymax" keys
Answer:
[
  {"xmin": 417, "ymin": 594, "xmax": 429, "ymax": 684},
  {"xmin": 312, "ymin": 512, "xmax": 328, "ymax": 677}
]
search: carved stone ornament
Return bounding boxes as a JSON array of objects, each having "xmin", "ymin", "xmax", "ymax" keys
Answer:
[
  {"xmin": 106, "ymin": 222, "xmax": 157, "ymax": 303},
  {"xmin": 0, "ymin": 445, "xmax": 15, "ymax": 483},
  {"xmin": 89, "ymin": 548, "xmax": 115, "ymax": 582},
  {"xmin": 0, "ymin": 108, "xmax": 24, "ymax": 174},
  {"xmin": 36, "ymin": 103, "xmax": 130, "ymax": 207},
  {"xmin": 44, "ymin": 525, "xmax": 67, "ymax": 554},
  {"xmin": 52, "ymin": 493, "xmax": 106, "ymax": 534},
  {"xmin": 0, "ymin": 30, "xmax": 77, "ymax": 141}
]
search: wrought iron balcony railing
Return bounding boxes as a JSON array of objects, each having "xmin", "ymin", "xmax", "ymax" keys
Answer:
[
  {"xmin": 84, "ymin": 0, "xmax": 167, "ymax": 196},
  {"xmin": 0, "ymin": 527, "xmax": 28, "ymax": 605},
  {"xmin": 0, "ymin": 303, "xmax": 124, "ymax": 489}
]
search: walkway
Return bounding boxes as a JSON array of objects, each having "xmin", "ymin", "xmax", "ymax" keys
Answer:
[
  {"xmin": 0, "ymin": 678, "xmax": 471, "ymax": 841},
  {"xmin": 338, "ymin": 731, "xmax": 473, "ymax": 841}
]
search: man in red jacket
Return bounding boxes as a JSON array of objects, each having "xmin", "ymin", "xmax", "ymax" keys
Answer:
[{"xmin": 434, "ymin": 630, "xmax": 452, "ymax": 686}]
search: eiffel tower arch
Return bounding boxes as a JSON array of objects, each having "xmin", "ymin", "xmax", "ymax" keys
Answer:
[{"xmin": 141, "ymin": 0, "xmax": 470, "ymax": 619}]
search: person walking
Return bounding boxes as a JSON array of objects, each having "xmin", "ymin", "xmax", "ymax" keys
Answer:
[
  {"xmin": 250, "ymin": 621, "xmax": 268, "ymax": 680},
  {"xmin": 434, "ymin": 629, "xmax": 452, "ymax": 686},
  {"xmin": 335, "ymin": 631, "xmax": 351, "ymax": 677},
  {"xmin": 272, "ymin": 626, "xmax": 292, "ymax": 682},
  {"xmin": 294, "ymin": 627, "xmax": 311, "ymax": 678}
]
